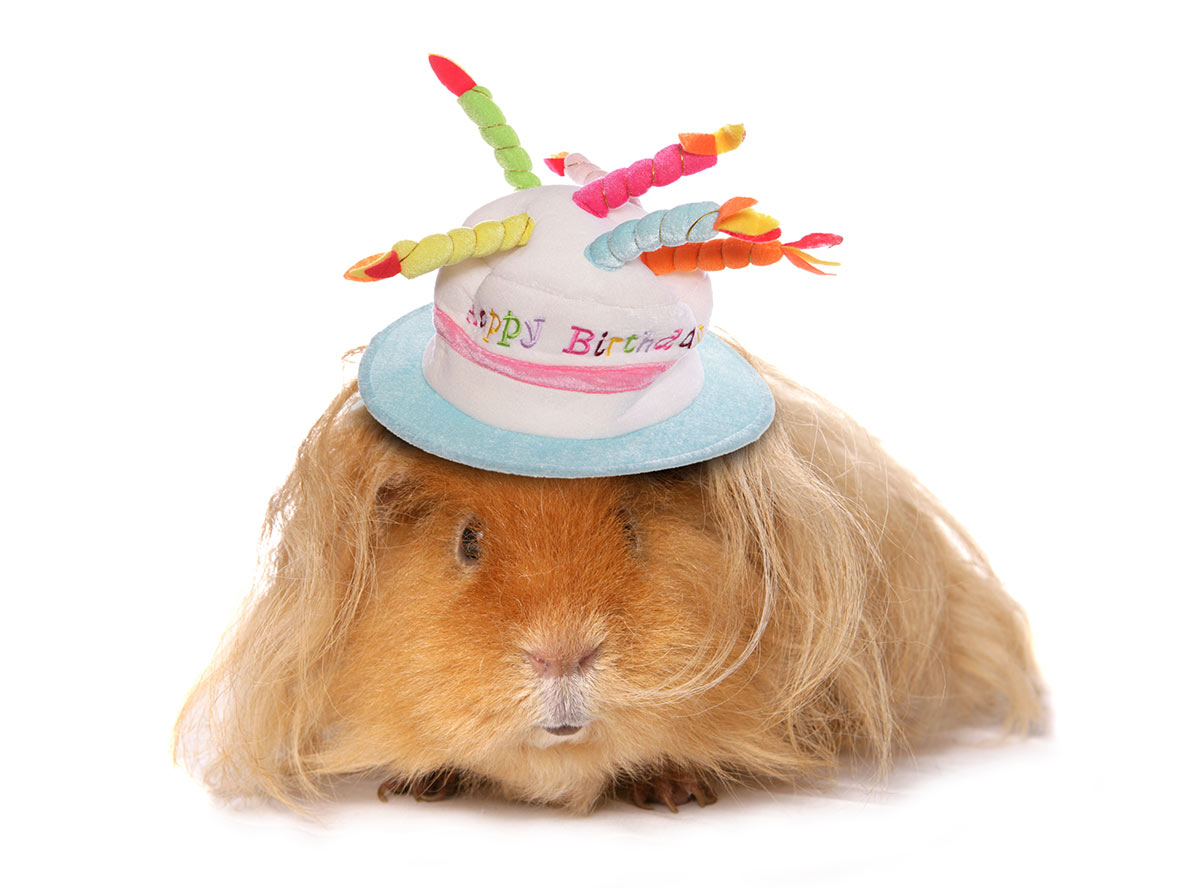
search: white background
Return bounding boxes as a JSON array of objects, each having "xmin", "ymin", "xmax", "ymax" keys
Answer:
[{"xmin": 4, "ymin": 1, "xmax": 1196, "ymax": 885}]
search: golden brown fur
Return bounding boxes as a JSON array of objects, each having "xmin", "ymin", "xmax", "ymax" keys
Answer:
[{"xmin": 174, "ymin": 348, "xmax": 1042, "ymax": 812}]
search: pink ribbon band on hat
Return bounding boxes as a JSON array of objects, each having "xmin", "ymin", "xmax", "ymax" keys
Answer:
[{"xmin": 434, "ymin": 308, "xmax": 673, "ymax": 394}]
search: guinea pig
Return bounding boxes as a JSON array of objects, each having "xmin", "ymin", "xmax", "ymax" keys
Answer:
[{"xmin": 173, "ymin": 345, "xmax": 1043, "ymax": 813}]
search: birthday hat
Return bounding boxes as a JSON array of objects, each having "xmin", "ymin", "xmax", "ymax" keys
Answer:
[{"xmin": 347, "ymin": 55, "xmax": 842, "ymax": 478}]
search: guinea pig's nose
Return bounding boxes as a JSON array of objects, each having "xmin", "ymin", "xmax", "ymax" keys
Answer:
[{"xmin": 525, "ymin": 644, "xmax": 600, "ymax": 679}]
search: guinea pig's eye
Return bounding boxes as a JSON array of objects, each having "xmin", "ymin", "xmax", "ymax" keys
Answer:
[{"xmin": 457, "ymin": 517, "xmax": 484, "ymax": 565}]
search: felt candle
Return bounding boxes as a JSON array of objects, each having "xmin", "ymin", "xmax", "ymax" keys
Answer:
[
  {"xmin": 568, "ymin": 124, "xmax": 745, "ymax": 218},
  {"xmin": 345, "ymin": 214, "xmax": 535, "ymax": 281},
  {"xmin": 428, "ymin": 54, "xmax": 541, "ymax": 190},
  {"xmin": 642, "ymin": 234, "xmax": 843, "ymax": 276}
]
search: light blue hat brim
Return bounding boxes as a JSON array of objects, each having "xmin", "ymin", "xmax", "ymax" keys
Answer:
[{"xmin": 358, "ymin": 303, "xmax": 775, "ymax": 478}]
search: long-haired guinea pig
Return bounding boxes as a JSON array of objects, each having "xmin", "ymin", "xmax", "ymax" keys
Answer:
[{"xmin": 174, "ymin": 346, "xmax": 1043, "ymax": 813}]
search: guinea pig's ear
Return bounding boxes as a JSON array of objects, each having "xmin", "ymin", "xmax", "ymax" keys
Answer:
[
  {"xmin": 174, "ymin": 383, "xmax": 422, "ymax": 806},
  {"xmin": 374, "ymin": 472, "xmax": 436, "ymax": 526},
  {"xmin": 619, "ymin": 465, "xmax": 711, "ymax": 565},
  {"xmin": 624, "ymin": 464, "xmax": 707, "ymax": 517}
]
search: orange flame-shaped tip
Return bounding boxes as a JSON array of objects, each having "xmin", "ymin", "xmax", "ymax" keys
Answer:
[
  {"xmin": 715, "ymin": 196, "xmax": 758, "ymax": 222},
  {"xmin": 781, "ymin": 245, "xmax": 840, "ymax": 275},
  {"xmin": 345, "ymin": 251, "xmax": 403, "ymax": 282},
  {"xmin": 679, "ymin": 124, "xmax": 746, "ymax": 156},
  {"xmin": 716, "ymin": 197, "xmax": 781, "ymax": 243}
]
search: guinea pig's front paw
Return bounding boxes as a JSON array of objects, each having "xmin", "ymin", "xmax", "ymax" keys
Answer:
[
  {"xmin": 616, "ymin": 772, "xmax": 718, "ymax": 813},
  {"xmin": 376, "ymin": 770, "xmax": 461, "ymax": 803}
]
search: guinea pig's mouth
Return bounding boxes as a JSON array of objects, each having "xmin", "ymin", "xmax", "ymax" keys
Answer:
[{"xmin": 530, "ymin": 720, "xmax": 593, "ymax": 747}]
